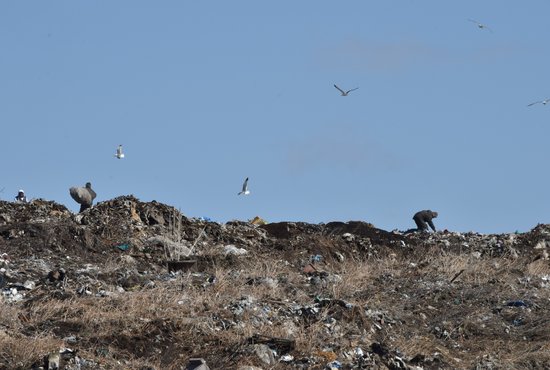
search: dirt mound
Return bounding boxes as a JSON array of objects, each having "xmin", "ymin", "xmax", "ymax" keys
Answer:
[{"xmin": 0, "ymin": 196, "xmax": 549, "ymax": 369}]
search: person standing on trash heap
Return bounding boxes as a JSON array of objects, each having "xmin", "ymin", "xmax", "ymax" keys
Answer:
[
  {"xmin": 14, "ymin": 189, "xmax": 27, "ymax": 203},
  {"xmin": 69, "ymin": 182, "xmax": 97, "ymax": 213},
  {"xmin": 412, "ymin": 210, "xmax": 438, "ymax": 232}
]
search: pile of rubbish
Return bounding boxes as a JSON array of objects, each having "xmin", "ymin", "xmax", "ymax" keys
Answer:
[{"xmin": 0, "ymin": 196, "xmax": 549, "ymax": 369}]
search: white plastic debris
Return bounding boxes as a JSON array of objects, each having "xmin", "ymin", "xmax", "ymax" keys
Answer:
[
  {"xmin": 280, "ymin": 354, "xmax": 294, "ymax": 362},
  {"xmin": 342, "ymin": 233, "xmax": 355, "ymax": 241},
  {"xmin": 223, "ymin": 245, "xmax": 248, "ymax": 256}
]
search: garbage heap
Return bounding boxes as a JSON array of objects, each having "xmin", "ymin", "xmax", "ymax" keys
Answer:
[{"xmin": 0, "ymin": 196, "xmax": 549, "ymax": 370}]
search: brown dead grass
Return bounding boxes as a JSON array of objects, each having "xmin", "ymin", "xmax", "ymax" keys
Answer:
[
  {"xmin": 1, "ymin": 237, "xmax": 550, "ymax": 369},
  {"xmin": 0, "ymin": 331, "xmax": 62, "ymax": 370}
]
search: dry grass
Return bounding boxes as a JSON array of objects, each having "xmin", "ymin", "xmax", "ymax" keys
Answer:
[
  {"xmin": 0, "ymin": 331, "xmax": 62, "ymax": 370},
  {"xmin": 1, "ymin": 237, "xmax": 550, "ymax": 369}
]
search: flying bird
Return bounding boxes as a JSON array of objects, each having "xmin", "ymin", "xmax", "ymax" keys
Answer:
[
  {"xmin": 468, "ymin": 19, "xmax": 492, "ymax": 32},
  {"xmin": 114, "ymin": 145, "xmax": 125, "ymax": 159},
  {"xmin": 238, "ymin": 177, "xmax": 250, "ymax": 195},
  {"xmin": 527, "ymin": 99, "xmax": 550, "ymax": 107},
  {"xmin": 334, "ymin": 84, "xmax": 359, "ymax": 96}
]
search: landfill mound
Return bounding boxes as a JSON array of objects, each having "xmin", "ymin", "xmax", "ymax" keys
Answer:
[{"xmin": 0, "ymin": 196, "xmax": 549, "ymax": 370}]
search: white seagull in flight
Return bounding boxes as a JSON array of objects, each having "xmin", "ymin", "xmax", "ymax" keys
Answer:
[
  {"xmin": 114, "ymin": 145, "xmax": 125, "ymax": 159},
  {"xmin": 527, "ymin": 99, "xmax": 550, "ymax": 107},
  {"xmin": 468, "ymin": 19, "xmax": 492, "ymax": 32},
  {"xmin": 238, "ymin": 177, "xmax": 250, "ymax": 195},
  {"xmin": 334, "ymin": 84, "xmax": 359, "ymax": 96}
]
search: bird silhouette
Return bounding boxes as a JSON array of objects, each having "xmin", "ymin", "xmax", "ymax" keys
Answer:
[
  {"xmin": 468, "ymin": 19, "xmax": 492, "ymax": 32},
  {"xmin": 114, "ymin": 145, "xmax": 125, "ymax": 159},
  {"xmin": 334, "ymin": 84, "xmax": 359, "ymax": 96},
  {"xmin": 238, "ymin": 177, "xmax": 250, "ymax": 195},
  {"xmin": 527, "ymin": 99, "xmax": 550, "ymax": 107}
]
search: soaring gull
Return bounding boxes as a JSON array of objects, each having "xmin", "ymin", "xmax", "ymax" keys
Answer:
[
  {"xmin": 114, "ymin": 145, "xmax": 125, "ymax": 159},
  {"xmin": 334, "ymin": 84, "xmax": 359, "ymax": 96},
  {"xmin": 527, "ymin": 99, "xmax": 550, "ymax": 107},
  {"xmin": 468, "ymin": 19, "xmax": 492, "ymax": 32},
  {"xmin": 238, "ymin": 177, "xmax": 250, "ymax": 195}
]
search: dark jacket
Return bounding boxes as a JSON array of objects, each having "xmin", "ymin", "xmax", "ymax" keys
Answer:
[{"xmin": 413, "ymin": 210, "xmax": 438, "ymax": 232}]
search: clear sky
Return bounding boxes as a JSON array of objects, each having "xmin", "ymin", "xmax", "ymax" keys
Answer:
[{"xmin": 1, "ymin": 1, "xmax": 549, "ymax": 234}]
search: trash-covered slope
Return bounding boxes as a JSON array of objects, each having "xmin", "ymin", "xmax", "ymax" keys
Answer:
[{"xmin": 0, "ymin": 196, "xmax": 549, "ymax": 369}]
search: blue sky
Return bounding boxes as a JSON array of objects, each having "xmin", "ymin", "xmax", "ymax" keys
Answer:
[{"xmin": 1, "ymin": 1, "xmax": 549, "ymax": 233}]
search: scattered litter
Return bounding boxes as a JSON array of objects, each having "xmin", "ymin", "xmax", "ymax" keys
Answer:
[
  {"xmin": 310, "ymin": 254, "xmax": 323, "ymax": 263},
  {"xmin": 148, "ymin": 236, "xmax": 192, "ymax": 258},
  {"xmin": 334, "ymin": 251, "xmax": 345, "ymax": 262},
  {"xmin": 342, "ymin": 233, "xmax": 355, "ymax": 241},
  {"xmin": 0, "ymin": 197, "xmax": 548, "ymax": 369},
  {"xmin": 326, "ymin": 360, "xmax": 342, "ymax": 369},
  {"xmin": 223, "ymin": 245, "xmax": 248, "ymax": 256},
  {"xmin": 254, "ymin": 343, "xmax": 276, "ymax": 365},
  {"xmin": 186, "ymin": 357, "xmax": 210, "ymax": 370},
  {"xmin": 116, "ymin": 243, "xmax": 130, "ymax": 251},
  {"xmin": 506, "ymin": 300, "xmax": 529, "ymax": 307},
  {"xmin": 250, "ymin": 216, "xmax": 267, "ymax": 225},
  {"xmin": 280, "ymin": 354, "xmax": 294, "ymax": 362},
  {"xmin": 167, "ymin": 259, "xmax": 197, "ymax": 273},
  {"xmin": 249, "ymin": 333, "xmax": 295, "ymax": 354},
  {"xmin": 513, "ymin": 318, "xmax": 524, "ymax": 326}
]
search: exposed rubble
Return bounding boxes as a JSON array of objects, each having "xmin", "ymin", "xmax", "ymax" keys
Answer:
[{"xmin": 0, "ymin": 196, "xmax": 549, "ymax": 369}]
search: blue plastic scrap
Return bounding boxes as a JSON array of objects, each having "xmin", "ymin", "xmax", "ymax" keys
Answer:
[
  {"xmin": 513, "ymin": 318, "xmax": 524, "ymax": 326},
  {"xmin": 506, "ymin": 300, "xmax": 528, "ymax": 307},
  {"xmin": 310, "ymin": 254, "xmax": 323, "ymax": 262},
  {"xmin": 116, "ymin": 244, "xmax": 130, "ymax": 251}
]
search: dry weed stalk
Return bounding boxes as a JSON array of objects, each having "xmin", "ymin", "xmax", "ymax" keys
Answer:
[
  {"xmin": 162, "ymin": 207, "xmax": 190, "ymax": 261},
  {"xmin": 0, "ymin": 331, "xmax": 62, "ymax": 369}
]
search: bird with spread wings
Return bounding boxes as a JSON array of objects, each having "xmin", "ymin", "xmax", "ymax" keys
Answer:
[
  {"xmin": 238, "ymin": 177, "xmax": 250, "ymax": 195},
  {"xmin": 468, "ymin": 19, "xmax": 493, "ymax": 32},
  {"xmin": 527, "ymin": 99, "xmax": 550, "ymax": 107},
  {"xmin": 114, "ymin": 145, "xmax": 125, "ymax": 159},
  {"xmin": 334, "ymin": 84, "xmax": 359, "ymax": 96}
]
